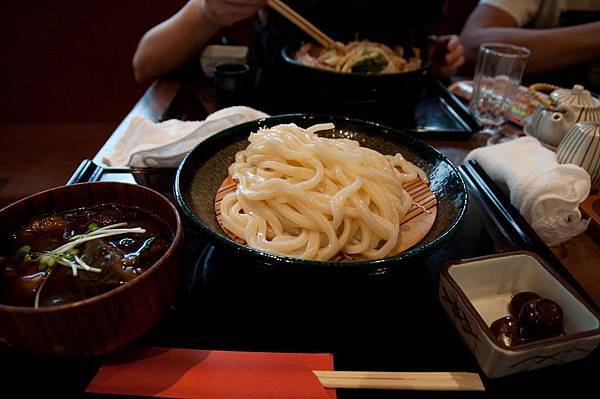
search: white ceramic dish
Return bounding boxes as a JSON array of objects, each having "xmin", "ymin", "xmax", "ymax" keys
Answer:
[
  {"xmin": 439, "ymin": 251, "xmax": 600, "ymax": 379},
  {"xmin": 200, "ymin": 45, "xmax": 249, "ymax": 78}
]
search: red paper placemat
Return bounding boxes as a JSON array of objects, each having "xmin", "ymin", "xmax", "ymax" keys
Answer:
[{"xmin": 87, "ymin": 347, "xmax": 335, "ymax": 399}]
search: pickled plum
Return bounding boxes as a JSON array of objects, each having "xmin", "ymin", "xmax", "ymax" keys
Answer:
[
  {"xmin": 518, "ymin": 298, "xmax": 563, "ymax": 341},
  {"xmin": 490, "ymin": 316, "xmax": 522, "ymax": 347},
  {"xmin": 509, "ymin": 292, "xmax": 540, "ymax": 317},
  {"xmin": 489, "ymin": 291, "xmax": 564, "ymax": 347}
]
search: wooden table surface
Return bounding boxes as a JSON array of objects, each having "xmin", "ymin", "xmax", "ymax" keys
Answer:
[{"xmin": 94, "ymin": 78, "xmax": 600, "ymax": 307}]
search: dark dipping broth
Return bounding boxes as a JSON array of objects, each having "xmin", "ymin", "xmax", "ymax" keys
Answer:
[{"xmin": 0, "ymin": 204, "xmax": 173, "ymax": 307}]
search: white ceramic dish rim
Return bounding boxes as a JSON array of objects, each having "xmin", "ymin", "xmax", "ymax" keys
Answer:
[{"xmin": 441, "ymin": 250, "xmax": 600, "ymax": 352}]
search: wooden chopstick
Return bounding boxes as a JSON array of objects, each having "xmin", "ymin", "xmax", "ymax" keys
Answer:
[
  {"xmin": 313, "ymin": 371, "xmax": 485, "ymax": 391},
  {"xmin": 267, "ymin": 0, "xmax": 331, "ymax": 47},
  {"xmin": 267, "ymin": 0, "xmax": 345, "ymax": 53}
]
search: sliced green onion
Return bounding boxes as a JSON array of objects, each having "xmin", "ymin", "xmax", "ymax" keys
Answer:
[
  {"xmin": 31, "ymin": 222, "xmax": 143, "ymax": 305},
  {"xmin": 17, "ymin": 245, "xmax": 31, "ymax": 255}
]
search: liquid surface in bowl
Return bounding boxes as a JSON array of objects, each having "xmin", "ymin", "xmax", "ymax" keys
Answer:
[{"xmin": 0, "ymin": 204, "xmax": 173, "ymax": 307}]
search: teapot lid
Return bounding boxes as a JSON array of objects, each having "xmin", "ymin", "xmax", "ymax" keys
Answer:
[{"xmin": 551, "ymin": 84, "xmax": 600, "ymax": 109}]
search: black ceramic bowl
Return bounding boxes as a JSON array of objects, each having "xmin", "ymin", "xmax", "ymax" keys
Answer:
[
  {"xmin": 175, "ymin": 114, "xmax": 467, "ymax": 272},
  {"xmin": 281, "ymin": 42, "xmax": 429, "ymax": 102}
]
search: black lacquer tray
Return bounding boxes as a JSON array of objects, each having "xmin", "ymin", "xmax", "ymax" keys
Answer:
[
  {"xmin": 263, "ymin": 79, "xmax": 482, "ymax": 139},
  {"xmin": 155, "ymin": 78, "xmax": 481, "ymax": 139},
  {"xmin": 53, "ymin": 158, "xmax": 600, "ymax": 398}
]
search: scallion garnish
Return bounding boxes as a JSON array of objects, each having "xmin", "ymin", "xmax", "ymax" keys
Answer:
[
  {"xmin": 17, "ymin": 245, "xmax": 31, "ymax": 255},
  {"xmin": 21, "ymin": 222, "xmax": 146, "ymax": 308}
]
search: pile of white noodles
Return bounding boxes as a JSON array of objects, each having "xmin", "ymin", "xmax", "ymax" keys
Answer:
[{"xmin": 220, "ymin": 123, "xmax": 428, "ymax": 261}]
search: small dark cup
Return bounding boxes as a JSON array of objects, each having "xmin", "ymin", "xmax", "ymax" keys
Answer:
[{"xmin": 213, "ymin": 62, "xmax": 251, "ymax": 108}]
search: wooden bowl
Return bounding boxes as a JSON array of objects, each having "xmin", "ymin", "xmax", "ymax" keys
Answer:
[{"xmin": 0, "ymin": 182, "xmax": 184, "ymax": 357}]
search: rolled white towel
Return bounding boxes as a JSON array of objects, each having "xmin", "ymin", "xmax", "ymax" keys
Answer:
[
  {"xmin": 466, "ymin": 137, "xmax": 590, "ymax": 246},
  {"xmin": 103, "ymin": 106, "xmax": 268, "ymax": 168}
]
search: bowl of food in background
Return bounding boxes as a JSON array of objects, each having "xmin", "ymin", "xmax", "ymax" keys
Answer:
[
  {"xmin": 281, "ymin": 40, "xmax": 429, "ymax": 102},
  {"xmin": 0, "ymin": 182, "xmax": 183, "ymax": 357}
]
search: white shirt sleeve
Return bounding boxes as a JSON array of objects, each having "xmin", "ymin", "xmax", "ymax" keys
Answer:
[{"xmin": 479, "ymin": 0, "xmax": 543, "ymax": 27}]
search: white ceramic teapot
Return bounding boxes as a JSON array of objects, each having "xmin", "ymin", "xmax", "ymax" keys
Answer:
[
  {"xmin": 527, "ymin": 83, "xmax": 600, "ymax": 148},
  {"xmin": 557, "ymin": 122, "xmax": 600, "ymax": 190}
]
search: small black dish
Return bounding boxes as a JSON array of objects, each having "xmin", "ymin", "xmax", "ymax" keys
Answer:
[{"xmin": 175, "ymin": 114, "xmax": 468, "ymax": 273}]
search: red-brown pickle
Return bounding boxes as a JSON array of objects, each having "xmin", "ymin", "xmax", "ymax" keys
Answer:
[
  {"xmin": 509, "ymin": 291, "xmax": 541, "ymax": 317},
  {"xmin": 490, "ymin": 292, "xmax": 564, "ymax": 347},
  {"xmin": 518, "ymin": 298, "xmax": 564, "ymax": 341},
  {"xmin": 490, "ymin": 316, "xmax": 522, "ymax": 347}
]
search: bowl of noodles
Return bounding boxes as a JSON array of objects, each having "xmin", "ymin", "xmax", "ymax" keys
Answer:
[
  {"xmin": 292, "ymin": 40, "xmax": 423, "ymax": 75},
  {"xmin": 280, "ymin": 40, "xmax": 429, "ymax": 101},
  {"xmin": 175, "ymin": 114, "xmax": 467, "ymax": 272}
]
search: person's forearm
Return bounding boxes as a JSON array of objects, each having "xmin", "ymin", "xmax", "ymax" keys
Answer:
[
  {"xmin": 133, "ymin": 0, "xmax": 220, "ymax": 84},
  {"xmin": 461, "ymin": 22, "xmax": 600, "ymax": 75}
]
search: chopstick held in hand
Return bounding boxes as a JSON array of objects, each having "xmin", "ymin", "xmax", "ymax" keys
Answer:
[{"xmin": 267, "ymin": 0, "xmax": 345, "ymax": 53}]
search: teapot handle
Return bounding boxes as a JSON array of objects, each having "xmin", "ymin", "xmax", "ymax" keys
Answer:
[{"xmin": 528, "ymin": 82, "xmax": 563, "ymax": 110}]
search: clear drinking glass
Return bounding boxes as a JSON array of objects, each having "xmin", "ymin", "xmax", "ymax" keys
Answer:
[{"xmin": 469, "ymin": 43, "xmax": 530, "ymax": 135}]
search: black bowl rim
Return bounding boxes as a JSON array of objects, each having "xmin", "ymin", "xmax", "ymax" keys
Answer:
[
  {"xmin": 175, "ymin": 114, "xmax": 469, "ymax": 271},
  {"xmin": 281, "ymin": 42, "xmax": 430, "ymax": 79},
  {"xmin": 0, "ymin": 181, "xmax": 183, "ymax": 313}
]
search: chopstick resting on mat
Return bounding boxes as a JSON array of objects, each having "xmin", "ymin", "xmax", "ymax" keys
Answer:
[{"xmin": 313, "ymin": 371, "xmax": 485, "ymax": 391}]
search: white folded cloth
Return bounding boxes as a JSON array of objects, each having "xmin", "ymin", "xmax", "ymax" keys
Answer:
[
  {"xmin": 466, "ymin": 137, "xmax": 590, "ymax": 246},
  {"xmin": 103, "ymin": 106, "xmax": 269, "ymax": 168}
]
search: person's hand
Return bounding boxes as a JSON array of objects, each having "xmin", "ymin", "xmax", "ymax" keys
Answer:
[
  {"xmin": 201, "ymin": 0, "xmax": 267, "ymax": 27},
  {"xmin": 428, "ymin": 34, "xmax": 465, "ymax": 78}
]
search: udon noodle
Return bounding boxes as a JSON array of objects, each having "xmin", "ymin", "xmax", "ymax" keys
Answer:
[
  {"xmin": 295, "ymin": 40, "xmax": 422, "ymax": 74},
  {"xmin": 219, "ymin": 123, "xmax": 428, "ymax": 261}
]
